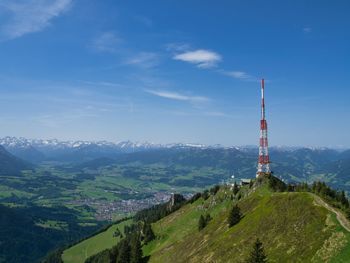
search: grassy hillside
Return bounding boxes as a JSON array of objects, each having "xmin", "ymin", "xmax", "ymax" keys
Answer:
[
  {"xmin": 144, "ymin": 184, "xmax": 350, "ymax": 263},
  {"xmin": 62, "ymin": 219, "xmax": 132, "ymax": 263}
]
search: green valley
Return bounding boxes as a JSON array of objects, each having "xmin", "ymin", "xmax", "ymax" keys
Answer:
[{"xmin": 1, "ymin": 145, "xmax": 350, "ymax": 262}]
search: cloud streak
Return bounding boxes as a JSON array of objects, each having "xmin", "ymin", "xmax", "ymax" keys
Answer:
[
  {"xmin": 303, "ymin": 27, "xmax": 312, "ymax": 33},
  {"xmin": 221, "ymin": 70, "xmax": 257, "ymax": 81},
  {"xmin": 145, "ymin": 89, "xmax": 209, "ymax": 103},
  {"xmin": 0, "ymin": 0, "xmax": 72, "ymax": 40},
  {"xmin": 173, "ymin": 49, "xmax": 222, "ymax": 68},
  {"xmin": 80, "ymin": 80, "xmax": 123, "ymax": 88},
  {"xmin": 224, "ymin": 71, "xmax": 251, "ymax": 79},
  {"xmin": 126, "ymin": 52, "xmax": 160, "ymax": 68},
  {"xmin": 91, "ymin": 32, "xmax": 122, "ymax": 53}
]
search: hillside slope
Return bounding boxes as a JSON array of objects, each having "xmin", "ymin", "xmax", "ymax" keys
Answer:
[
  {"xmin": 0, "ymin": 146, "xmax": 32, "ymax": 176},
  {"xmin": 144, "ymin": 185, "xmax": 350, "ymax": 263},
  {"xmin": 62, "ymin": 219, "xmax": 132, "ymax": 263}
]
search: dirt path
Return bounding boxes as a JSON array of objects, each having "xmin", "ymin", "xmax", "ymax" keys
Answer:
[{"xmin": 312, "ymin": 193, "xmax": 350, "ymax": 232}]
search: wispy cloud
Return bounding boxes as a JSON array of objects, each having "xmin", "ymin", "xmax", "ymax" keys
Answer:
[
  {"xmin": 79, "ymin": 80, "xmax": 123, "ymax": 88},
  {"xmin": 31, "ymin": 106, "xmax": 105, "ymax": 128},
  {"xmin": 221, "ymin": 70, "xmax": 257, "ymax": 81},
  {"xmin": 223, "ymin": 71, "xmax": 251, "ymax": 79},
  {"xmin": 134, "ymin": 15, "xmax": 153, "ymax": 27},
  {"xmin": 126, "ymin": 52, "xmax": 160, "ymax": 69},
  {"xmin": 173, "ymin": 49, "xmax": 222, "ymax": 68},
  {"xmin": 145, "ymin": 89, "xmax": 209, "ymax": 103},
  {"xmin": 91, "ymin": 32, "xmax": 122, "ymax": 53},
  {"xmin": 203, "ymin": 111, "xmax": 232, "ymax": 117},
  {"xmin": 0, "ymin": 0, "xmax": 72, "ymax": 40},
  {"xmin": 166, "ymin": 42, "xmax": 191, "ymax": 52},
  {"xmin": 303, "ymin": 27, "xmax": 312, "ymax": 33}
]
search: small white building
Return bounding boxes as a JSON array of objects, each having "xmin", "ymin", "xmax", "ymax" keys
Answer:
[{"xmin": 240, "ymin": 178, "xmax": 252, "ymax": 186}]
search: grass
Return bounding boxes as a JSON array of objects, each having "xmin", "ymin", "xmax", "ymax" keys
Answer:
[
  {"xmin": 62, "ymin": 219, "xmax": 132, "ymax": 263},
  {"xmin": 0, "ymin": 185, "xmax": 34, "ymax": 198},
  {"xmin": 143, "ymin": 185, "xmax": 350, "ymax": 263},
  {"xmin": 35, "ymin": 220, "xmax": 68, "ymax": 230},
  {"xmin": 329, "ymin": 213, "xmax": 350, "ymax": 263},
  {"xmin": 142, "ymin": 187, "xmax": 235, "ymax": 258}
]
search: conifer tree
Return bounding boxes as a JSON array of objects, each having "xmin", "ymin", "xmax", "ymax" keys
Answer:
[
  {"xmin": 233, "ymin": 183, "xmax": 239, "ymax": 195},
  {"xmin": 198, "ymin": 215, "xmax": 206, "ymax": 231},
  {"xmin": 202, "ymin": 190, "xmax": 210, "ymax": 200},
  {"xmin": 246, "ymin": 238, "xmax": 267, "ymax": 263},
  {"xmin": 205, "ymin": 213, "xmax": 212, "ymax": 223},
  {"xmin": 228, "ymin": 205, "xmax": 242, "ymax": 227},
  {"xmin": 143, "ymin": 223, "xmax": 155, "ymax": 243},
  {"xmin": 130, "ymin": 234, "xmax": 143, "ymax": 263},
  {"xmin": 116, "ymin": 239, "xmax": 130, "ymax": 263},
  {"xmin": 340, "ymin": 190, "xmax": 349, "ymax": 208}
]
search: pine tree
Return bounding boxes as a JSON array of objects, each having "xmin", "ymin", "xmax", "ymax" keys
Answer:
[
  {"xmin": 143, "ymin": 223, "xmax": 155, "ymax": 243},
  {"xmin": 340, "ymin": 190, "xmax": 349, "ymax": 208},
  {"xmin": 249, "ymin": 180, "xmax": 254, "ymax": 188},
  {"xmin": 346, "ymin": 208, "xmax": 350, "ymax": 220},
  {"xmin": 228, "ymin": 205, "xmax": 242, "ymax": 227},
  {"xmin": 233, "ymin": 183, "xmax": 239, "ymax": 195},
  {"xmin": 130, "ymin": 234, "xmax": 143, "ymax": 263},
  {"xmin": 202, "ymin": 190, "xmax": 210, "ymax": 200},
  {"xmin": 198, "ymin": 215, "xmax": 206, "ymax": 231},
  {"xmin": 116, "ymin": 239, "xmax": 130, "ymax": 263},
  {"xmin": 246, "ymin": 238, "xmax": 267, "ymax": 263},
  {"xmin": 205, "ymin": 213, "xmax": 212, "ymax": 223}
]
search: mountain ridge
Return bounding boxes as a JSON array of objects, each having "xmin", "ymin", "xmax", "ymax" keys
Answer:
[
  {"xmin": 60, "ymin": 176, "xmax": 350, "ymax": 263},
  {"xmin": 0, "ymin": 145, "xmax": 33, "ymax": 175}
]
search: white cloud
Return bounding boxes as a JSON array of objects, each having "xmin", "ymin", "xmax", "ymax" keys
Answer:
[
  {"xmin": 126, "ymin": 52, "xmax": 160, "ymax": 68},
  {"xmin": 145, "ymin": 89, "xmax": 209, "ymax": 103},
  {"xmin": 173, "ymin": 49, "xmax": 222, "ymax": 68},
  {"xmin": 92, "ymin": 32, "xmax": 122, "ymax": 53},
  {"xmin": 0, "ymin": 0, "xmax": 72, "ymax": 40}
]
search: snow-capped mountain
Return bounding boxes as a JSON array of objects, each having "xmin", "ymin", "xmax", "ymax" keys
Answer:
[
  {"xmin": 0, "ymin": 137, "xmax": 211, "ymax": 151},
  {"xmin": 0, "ymin": 137, "xmax": 343, "ymax": 164},
  {"xmin": 0, "ymin": 137, "xmax": 211, "ymax": 163}
]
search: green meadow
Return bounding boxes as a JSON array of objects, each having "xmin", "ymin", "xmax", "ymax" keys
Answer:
[{"xmin": 62, "ymin": 219, "xmax": 132, "ymax": 263}]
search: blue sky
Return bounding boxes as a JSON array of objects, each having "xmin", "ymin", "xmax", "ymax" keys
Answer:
[{"xmin": 0, "ymin": 0, "xmax": 349, "ymax": 147}]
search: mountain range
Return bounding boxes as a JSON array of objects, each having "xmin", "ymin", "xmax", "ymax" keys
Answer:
[
  {"xmin": 1, "ymin": 137, "xmax": 350, "ymax": 188},
  {"xmin": 0, "ymin": 136, "xmax": 347, "ymax": 164},
  {"xmin": 0, "ymin": 137, "xmax": 209, "ymax": 163}
]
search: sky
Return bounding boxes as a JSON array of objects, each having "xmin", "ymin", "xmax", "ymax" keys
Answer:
[{"xmin": 0, "ymin": 0, "xmax": 349, "ymax": 147}]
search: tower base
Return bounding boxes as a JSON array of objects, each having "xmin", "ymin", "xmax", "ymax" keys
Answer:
[{"xmin": 256, "ymin": 172, "xmax": 272, "ymax": 178}]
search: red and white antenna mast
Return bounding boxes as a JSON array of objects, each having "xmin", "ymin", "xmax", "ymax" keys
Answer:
[{"xmin": 257, "ymin": 79, "xmax": 271, "ymax": 177}]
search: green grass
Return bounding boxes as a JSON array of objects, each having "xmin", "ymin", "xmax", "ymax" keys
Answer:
[
  {"xmin": 35, "ymin": 220, "xmax": 68, "ymax": 230},
  {"xmin": 62, "ymin": 219, "xmax": 132, "ymax": 263},
  {"xmin": 143, "ymin": 185, "xmax": 350, "ymax": 263},
  {"xmin": 329, "ymin": 213, "xmax": 350, "ymax": 263},
  {"xmin": 0, "ymin": 185, "xmax": 34, "ymax": 198}
]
